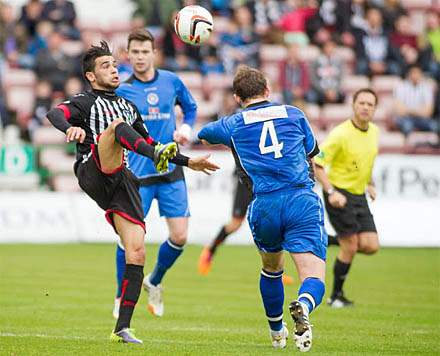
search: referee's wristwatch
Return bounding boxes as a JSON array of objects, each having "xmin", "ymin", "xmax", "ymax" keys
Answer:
[{"xmin": 326, "ymin": 187, "xmax": 335, "ymax": 195}]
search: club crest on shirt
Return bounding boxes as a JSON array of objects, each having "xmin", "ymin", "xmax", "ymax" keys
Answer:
[
  {"xmin": 123, "ymin": 109, "xmax": 135, "ymax": 123},
  {"xmin": 147, "ymin": 93, "xmax": 159, "ymax": 105}
]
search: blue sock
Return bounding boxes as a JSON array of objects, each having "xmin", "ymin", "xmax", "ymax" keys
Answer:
[
  {"xmin": 298, "ymin": 277, "xmax": 325, "ymax": 313},
  {"xmin": 260, "ymin": 269, "xmax": 284, "ymax": 331},
  {"xmin": 115, "ymin": 245, "xmax": 126, "ymax": 298},
  {"xmin": 149, "ymin": 238, "xmax": 184, "ymax": 286}
]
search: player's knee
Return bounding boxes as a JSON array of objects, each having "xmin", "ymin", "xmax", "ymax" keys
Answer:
[
  {"xmin": 170, "ymin": 232, "xmax": 187, "ymax": 246},
  {"xmin": 360, "ymin": 241, "xmax": 380, "ymax": 255},
  {"xmin": 127, "ymin": 244, "xmax": 145, "ymax": 265},
  {"xmin": 262, "ymin": 260, "xmax": 284, "ymax": 273}
]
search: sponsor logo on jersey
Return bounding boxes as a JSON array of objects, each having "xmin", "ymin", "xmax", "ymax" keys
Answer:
[
  {"xmin": 149, "ymin": 107, "xmax": 159, "ymax": 114},
  {"xmin": 242, "ymin": 105, "xmax": 288, "ymax": 124},
  {"xmin": 147, "ymin": 93, "xmax": 159, "ymax": 105},
  {"xmin": 105, "ymin": 110, "xmax": 116, "ymax": 115}
]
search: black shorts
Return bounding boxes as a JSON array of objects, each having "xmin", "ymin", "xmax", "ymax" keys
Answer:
[
  {"xmin": 232, "ymin": 178, "xmax": 253, "ymax": 218},
  {"xmin": 323, "ymin": 187, "xmax": 376, "ymax": 236},
  {"xmin": 75, "ymin": 146, "xmax": 145, "ymax": 233}
]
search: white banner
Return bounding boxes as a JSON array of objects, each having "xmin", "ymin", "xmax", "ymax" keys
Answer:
[{"xmin": 0, "ymin": 152, "xmax": 438, "ymax": 246}]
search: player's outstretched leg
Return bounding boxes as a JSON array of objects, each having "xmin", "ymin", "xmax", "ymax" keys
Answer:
[
  {"xmin": 290, "ymin": 277, "xmax": 325, "ymax": 352},
  {"xmin": 259, "ymin": 269, "xmax": 288, "ymax": 348},
  {"xmin": 143, "ymin": 238, "xmax": 184, "ymax": 316},
  {"xmin": 114, "ymin": 121, "xmax": 177, "ymax": 173}
]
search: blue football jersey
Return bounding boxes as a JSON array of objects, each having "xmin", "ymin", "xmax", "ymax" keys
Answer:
[
  {"xmin": 116, "ymin": 69, "xmax": 197, "ymax": 179},
  {"xmin": 198, "ymin": 101, "xmax": 318, "ymax": 194}
]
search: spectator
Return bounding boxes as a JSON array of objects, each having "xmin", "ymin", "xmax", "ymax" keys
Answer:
[
  {"xmin": 199, "ymin": 34, "xmax": 224, "ymax": 75},
  {"xmin": 27, "ymin": 20, "xmax": 53, "ymax": 57},
  {"xmin": 18, "ymin": 0, "xmax": 43, "ymax": 38},
  {"xmin": 306, "ymin": 0, "xmax": 355, "ymax": 46},
  {"xmin": 63, "ymin": 75, "xmax": 83, "ymax": 100},
  {"xmin": 349, "ymin": 0, "xmax": 370, "ymax": 32},
  {"xmin": 276, "ymin": 0, "xmax": 317, "ymax": 45},
  {"xmin": 393, "ymin": 65, "xmax": 437, "ymax": 144},
  {"xmin": 0, "ymin": 3, "xmax": 33, "ymax": 69},
  {"xmin": 162, "ymin": 10, "xmax": 200, "ymax": 72},
  {"xmin": 0, "ymin": 70, "xmax": 8, "ymax": 128},
  {"xmin": 418, "ymin": 10, "xmax": 440, "ymax": 79},
  {"xmin": 218, "ymin": 6, "xmax": 260, "ymax": 75},
  {"xmin": 309, "ymin": 39, "xmax": 345, "ymax": 105},
  {"xmin": 390, "ymin": 14, "xmax": 419, "ymax": 75},
  {"xmin": 247, "ymin": 0, "xmax": 283, "ymax": 43},
  {"xmin": 41, "ymin": 0, "xmax": 79, "ymax": 39},
  {"xmin": 34, "ymin": 31, "xmax": 75, "ymax": 91},
  {"xmin": 131, "ymin": 0, "xmax": 180, "ymax": 39},
  {"xmin": 381, "ymin": 0, "xmax": 407, "ymax": 34},
  {"xmin": 278, "ymin": 43, "xmax": 312, "ymax": 106},
  {"xmin": 353, "ymin": 7, "xmax": 401, "ymax": 76},
  {"xmin": 27, "ymin": 79, "xmax": 53, "ymax": 139}
]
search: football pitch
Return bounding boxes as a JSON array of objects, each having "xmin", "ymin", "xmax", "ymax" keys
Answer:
[{"xmin": 1, "ymin": 244, "xmax": 439, "ymax": 356}]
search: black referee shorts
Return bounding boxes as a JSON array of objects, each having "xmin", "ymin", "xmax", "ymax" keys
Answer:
[
  {"xmin": 232, "ymin": 178, "xmax": 253, "ymax": 218},
  {"xmin": 75, "ymin": 145, "xmax": 145, "ymax": 233},
  {"xmin": 323, "ymin": 187, "xmax": 376, "ymax": 237}
]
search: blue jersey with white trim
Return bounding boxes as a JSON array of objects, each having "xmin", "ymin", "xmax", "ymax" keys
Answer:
[
  {"xmin": 199, "ymin": 101, "xmax": 318, "ymax": 194},
  {"xmin": 116, "ymin": 69, "xmax": 197, "ymax": 179}
]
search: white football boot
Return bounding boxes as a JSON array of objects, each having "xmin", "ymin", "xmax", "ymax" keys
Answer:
[
  {"xmin": 289, "ymin": 300, "xmax": 313, "ymax": 352},
  {"xmin": 270, "ymin": 322, "xmax": 289, "ymax": 348},
  {"xmin": 143, "ymin": 273, "xmax": 164, "ymax": 317}
]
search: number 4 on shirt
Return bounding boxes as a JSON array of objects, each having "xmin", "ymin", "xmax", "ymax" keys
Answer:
[{"xmin": 259, "ymin": 120, "xmax": 283, "ymax": 158}]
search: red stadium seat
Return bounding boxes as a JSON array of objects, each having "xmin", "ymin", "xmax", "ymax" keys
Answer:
[
  {"xmin": 260, "ymin": 44, "xmax": 287, "ymax": 64},
  {"xmin": 320, "ymin": 104, "xmax": 352, "ymax": 130},
  {"xmin": 304, "ymin": 104, "xmax": 321, "ymax": 127},
  {"xmin": 51, "ymin": 175, "xmax": 82, "ymax": 192},
  {"xmin": 5, "ymin": 86, "xmax": 34, "ymax": 125},
  {"xmin": 176, "ymin": 71, "xmax": 203, "ymax": 91},
  {"xmin": 341, "ymin": 75, "xmax": 370, "ymax": 95},
  {"xmin": 296, "ymin": 45, "xmax": 320, "ymax": 64},
  {"xmin": 401, "ymin": 0, "xmax": 433, "ymax": 11},
  {"xmin": 2, "ymin": 69, "xmax": 36, "ymax": 89},
  {"xmin": 203, "ymin": 73, "xmax": 234, "ymax": 91},
  {"xmin": 39, "ymin": 148, "xmax": 75, "ymax": 174},
  {"xmin": 378, "ymin": 131, "xmax": 405, "ymax": 152},
  {"xmin": 334, "ymin": 46, "xmax": 356, "ymax": 74},
  {"xmin": 32, "ymin": 126, "xmax": 66, "ymax": 145},
  {"xmin": 371, "ymin": 75, "xmax": 402, "ymax": 95}
]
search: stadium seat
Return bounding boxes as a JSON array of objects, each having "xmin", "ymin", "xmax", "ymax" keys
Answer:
[
  {"xmin": 32, "ymin": 126, "xmax": 66, "ymax": 145},
  {"xmin": 2, "ymin": 69, "xmax": 36, "ymax": 89},
  {"xmin": 378, "ymin": 131, "xmax": 405, "ymax": 152},
  {"xmin": 39, "ymin": 148, "xmax": 75, "ymax": 174},
  {"xmin": 261, "ymin": 62, "xmax": 280, "ymax": 83},
  {"xmin": 5, "ymin": 86, "xmax": 34, "ymax": 125},
  {"xmin": 408, "ymin": 132, "xmax": 439, "ymax": 147},
  {"xmin": 60, "ymin": 40, "xmax": 83, "ymax": 57},
  {"xmin": 335, "ymin": 46, "xmax": 355, "ymax": 74},
  {"xmin": 401, "ymin": 0, "xmax": 432, "ymax": 10},
  {"xmin": 0, "ymin": 173, "xmax": 40, "ymax": 191},
  {"xmin": 175, "ymin": 71, "xmax": 203, "ymax": 91},
  {"xmin": 374, "ymin": 103, "xmax": 393, "ymax": 129},
  {"xmin": 320, "ymin": 104, "xmax": 352, "ymax": 130},
  {"xmin": 314, "ymin": 129, "xmax": 330, "ymax": 145},
  {"xmin": 260, "ymin": 44, "xmax": 287, "ymax": 64},
  {"xmin": 371, "ymin": 75, "xmax": 402, "ymax": 95},
  {"xmin": 50, "ymin": 175, "xmax": 82, "ymax": 192},
  {"xmin": 408, "ymin": 11, "xmax": 428, "ymax": 35},
  {"xmin": 203, "ymin": 73, "xmax": 234, "ymax": 92},
  {"xmin": 341, "ymin": 75, "xmax": 370, "ymax": 95},
  {"xmin": 296, "ymin": 45, "xmax": 320, "ymax": 64},
  {"xmin": 304, "ymin": 104, "xmax": 321, "ymax": 127}
]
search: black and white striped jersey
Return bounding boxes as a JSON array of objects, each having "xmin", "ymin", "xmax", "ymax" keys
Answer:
[{"xmin": 54, "ymin": 88, "xmax": 151, "ymax": 165}]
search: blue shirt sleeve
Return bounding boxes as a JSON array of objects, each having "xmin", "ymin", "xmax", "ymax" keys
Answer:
[
  {"xmin": 198, "ymin": 116, "xmax": 234, "ymax": 147},
  {"xmin": 175, "ymin": 76, "xmax": 197, "ymax": 127}
]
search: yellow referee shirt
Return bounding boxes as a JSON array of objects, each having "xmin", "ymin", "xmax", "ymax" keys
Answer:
[{"xmin": 314, "ymin": 119, "xmax": 379, "ymax": 195}]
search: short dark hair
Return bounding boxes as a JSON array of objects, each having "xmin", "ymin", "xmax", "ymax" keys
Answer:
[
  {"xmin": 127, "ymin": 28, "xmax": 155, "ymax": 49},
  {"xmin": 233, "ymin": 66, "xmax": 267, "ymax": 103},
  {"xmin": 353, "ymin": 88, "xmax": 378, "ymax": 105},
  {"xmin": 82, "ymin": 41, "xmax": 112, "ymax": 83}
]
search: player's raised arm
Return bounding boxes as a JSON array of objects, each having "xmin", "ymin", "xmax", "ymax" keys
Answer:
[
  {"xmin": 198, "ymin": 116, "xmax": 234, "ymax": 147},
  {"xmin": 46, "ymin": 101, "xmax": 86, "ymax": 143}
]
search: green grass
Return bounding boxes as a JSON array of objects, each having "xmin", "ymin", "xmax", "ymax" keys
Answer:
[{"xmin": 1, "ymin": 244, "xmax": 439, "ymax": 356}]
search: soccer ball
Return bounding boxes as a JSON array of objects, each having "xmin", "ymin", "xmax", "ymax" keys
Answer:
[{"xmin": 174, "ymin": 5, "xmax": 213, "ymax": 45}]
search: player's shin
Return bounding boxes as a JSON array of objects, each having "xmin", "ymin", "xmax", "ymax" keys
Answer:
[
  {"xmin": 149, "ymin": 238, "xmax": 184, "ymax": 286},
  {"xmin": 114, "ymin": 122, "xmax": 155, "ymax": 159},
  {"xmin": 298, "ymin": 277, "xmax": 325, "ymax": 313},
  {"xmin": 115, "ymin": 264, "xmax": 144, "ymax": 332},
  {"xmin": 116, "ymin": 245, "xmax": 126, "ymax": 299},
  {"xmin": 260, "ymin": 269, "xmax": 284, "ymax": 331}
]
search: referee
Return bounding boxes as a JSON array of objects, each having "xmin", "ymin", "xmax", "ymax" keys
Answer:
[{"xmin": 314, "ymin": 88, "xmax": 380, "ymax": 308}]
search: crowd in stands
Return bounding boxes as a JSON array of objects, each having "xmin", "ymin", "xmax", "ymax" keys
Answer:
[{"xmin": 0, "ymin": 0, "xmax": 439, "ymax": 156}]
